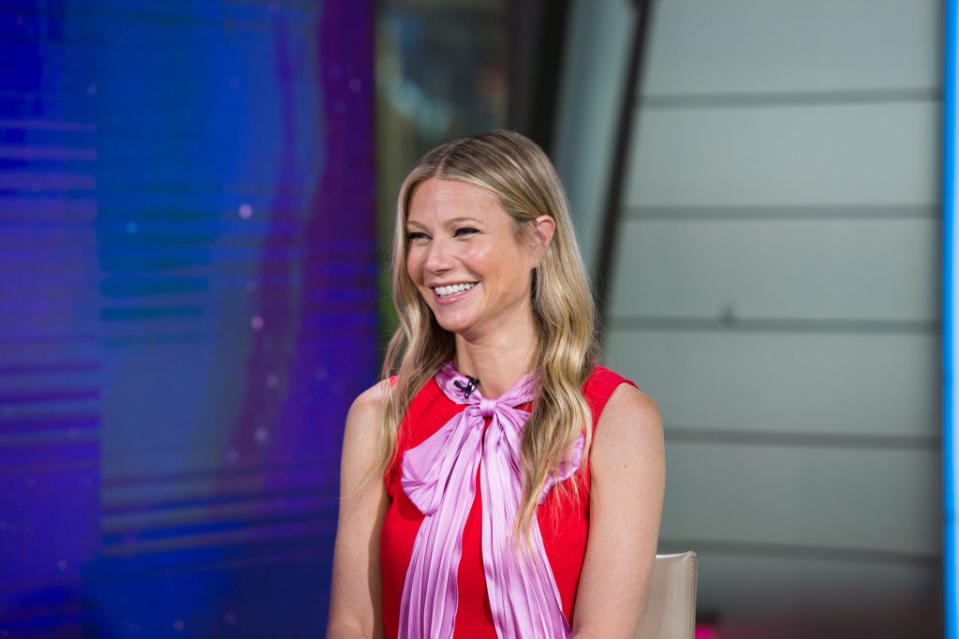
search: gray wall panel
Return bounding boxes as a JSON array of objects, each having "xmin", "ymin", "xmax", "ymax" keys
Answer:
[
  {"xmin": 660, "ymin": 441, "xmax": 940, "ymax": 555},
  {"xmin": 626, "ymin": 102, "xmax": 938, "ymax": 207},
  {"xmin": 605, "ymin": 330, "xmax": 938, "ymax": 439},
  {"xmin": 681, "ymin": 553, "xmax": 939, "ymax": 639},
  {"xmin": 610, "ymin": 217, "xmax": 938, "ymax": 322},
  {"xmin": 644, "ymin": 0, "xmax": 939, "ymax": 96}
]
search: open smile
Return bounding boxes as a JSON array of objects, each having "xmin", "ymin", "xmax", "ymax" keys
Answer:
[{"xmin": 431, "ymin": 282, "xmax": 478, "ymax": 300}]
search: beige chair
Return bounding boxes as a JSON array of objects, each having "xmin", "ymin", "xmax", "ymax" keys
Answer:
[{"xmin": 636, "ymin": 552, "xmax": 698, "ymax": 639}]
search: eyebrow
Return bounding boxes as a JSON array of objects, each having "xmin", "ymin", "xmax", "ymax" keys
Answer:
[{"xmin": 405, "ymin": 216, "xmax": 484, "ymax": 230}]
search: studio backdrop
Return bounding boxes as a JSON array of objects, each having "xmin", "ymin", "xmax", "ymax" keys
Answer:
[{"xmin": 0, "ymin": 1, "xmax": 377, "ymax": 636}]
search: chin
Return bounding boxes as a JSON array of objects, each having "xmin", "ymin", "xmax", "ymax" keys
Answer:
[
  {"xmin": 432, "ymin": 317, "xmax": 468, "ymax": 336},
  {"xmin": 429, "ymin": 311, "xmax": 475, "ymax": 337}
]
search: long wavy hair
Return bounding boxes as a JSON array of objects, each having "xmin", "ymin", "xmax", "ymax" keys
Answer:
[{"xmin": 381, "ymin": 130, "xmax": 600, "ymax": 539}]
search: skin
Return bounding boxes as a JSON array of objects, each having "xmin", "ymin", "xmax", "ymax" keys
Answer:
[{"xmin": 327, "ymin": 178, "xmax": 665, "ymax": 639}]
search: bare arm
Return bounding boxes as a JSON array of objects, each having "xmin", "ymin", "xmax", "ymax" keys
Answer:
[
  {"xmin": 327, "ymin": 381, "xmax": 391, "ymax": 639},
  {"xmin": 571, "ymin": 384, "xmax": 665, "ymax": 639}
]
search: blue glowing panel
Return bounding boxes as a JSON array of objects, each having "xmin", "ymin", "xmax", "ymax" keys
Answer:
[
  {"xmin": 0, "ymin": 1, "xmax": 376, "ymax": 636},
  {"xmin": 947, "ymin": 1, "xmax": 958, "ymax": 638}
]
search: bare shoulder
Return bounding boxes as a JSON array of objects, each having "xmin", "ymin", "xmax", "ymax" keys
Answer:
[
  {"xmin": 346, "ymin": 379, "xmax": 391, "ymax": 428},
  {"xmin": 591, "ymin": 383, "xmax": 664, "ymax": 474},
  {"xmin": 340, "ymin": 379, "xmax": 392, "ymax": 480}
]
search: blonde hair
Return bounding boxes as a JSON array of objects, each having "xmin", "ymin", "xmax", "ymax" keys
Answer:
[{"xmin": 381, "ymin": 129, "xmax": 600, "ymax": 539}]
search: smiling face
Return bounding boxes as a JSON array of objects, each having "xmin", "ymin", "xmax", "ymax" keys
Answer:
[{"xmin": 405, "ymin": 178, "xmax": 544, "ymax": 342}]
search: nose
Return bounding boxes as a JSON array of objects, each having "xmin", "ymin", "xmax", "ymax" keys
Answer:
[{"xmin": 423, "ymin": 237, "xmax": 454, "ymax": 273}]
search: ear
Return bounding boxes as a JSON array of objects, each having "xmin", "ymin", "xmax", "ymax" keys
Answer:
[{"xmin": 531, "ymin": 215, "xmax": 556, "ymax": 258}]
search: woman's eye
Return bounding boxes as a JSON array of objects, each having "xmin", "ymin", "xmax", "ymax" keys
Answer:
[
  {"xmin": 407, "ymin": 232, "xmax": 429, "ymax": 243},
  {"xmin": 454, "ymin": 227, "xmax": 478, "ymax": 238}
]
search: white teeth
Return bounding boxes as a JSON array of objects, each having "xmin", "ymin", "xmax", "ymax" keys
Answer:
[{"xmin": 434, "ymin": 282, "xmax": 476, "ymax": 298}]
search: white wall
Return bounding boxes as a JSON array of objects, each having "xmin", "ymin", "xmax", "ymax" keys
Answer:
[{"xmin": 556, "ymin": 1, "xmax": 943, "ymax": 637}]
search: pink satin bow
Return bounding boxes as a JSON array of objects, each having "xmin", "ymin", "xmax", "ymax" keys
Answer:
[{"xmin": 398, "ymin": 362, "xmax": 583, "ymax": 639}]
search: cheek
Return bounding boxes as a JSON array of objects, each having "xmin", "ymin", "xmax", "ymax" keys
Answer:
[
  {"xmin": 495, "ymin": 243, "xmax": 536, "ymax": 275},
  {"xmin": 405, "ymin": 248, "xmax": 423, "ymax": 283},
  {"xmin": 464, "ymin": 243, "xmax": 493, "ymax": 270}
]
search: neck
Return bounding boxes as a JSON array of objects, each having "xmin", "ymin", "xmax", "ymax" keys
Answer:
[{"xmin": 453, "ymin": 316, "xmax": 539, "ymax": 398}]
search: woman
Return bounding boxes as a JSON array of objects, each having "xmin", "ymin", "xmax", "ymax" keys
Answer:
[{"xmin": 328, "ymin": 130, "xmax": 664, "ymax": 639}]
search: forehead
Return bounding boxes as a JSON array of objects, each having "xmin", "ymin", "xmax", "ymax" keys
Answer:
[{"xmin": 407, "ymin": 178, "xmax": 505, "ymax": 224}]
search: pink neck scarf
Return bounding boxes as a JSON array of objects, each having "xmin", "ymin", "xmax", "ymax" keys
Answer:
[{"xmin": 398, "ymin": 362, "xmax": 583, "ymax": 639}]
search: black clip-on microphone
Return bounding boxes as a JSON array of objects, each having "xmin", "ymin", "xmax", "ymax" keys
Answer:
[{"xmin": 453, "ymin": 375, "xmax": 480, "ymax": 398}]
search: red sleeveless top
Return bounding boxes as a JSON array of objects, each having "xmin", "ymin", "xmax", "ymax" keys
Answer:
[{"xmin": 380, "ymin": 366, "xmax": 634, "ymax": 638}]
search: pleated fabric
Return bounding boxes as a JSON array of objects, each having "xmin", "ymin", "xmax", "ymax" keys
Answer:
[{"xmin": 397, "ymin": 363, "xmax": 580, "ymax": 639}]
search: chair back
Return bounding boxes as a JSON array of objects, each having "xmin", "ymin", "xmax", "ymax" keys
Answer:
[{"xmin": 636, "ymin": 551, "xmax": 698, "ymax": 639}]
